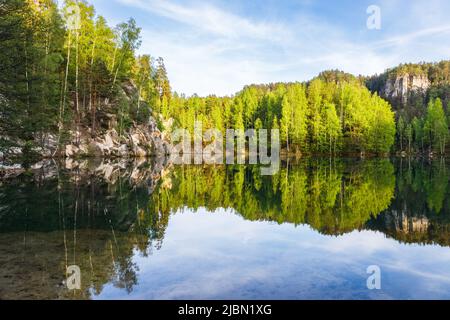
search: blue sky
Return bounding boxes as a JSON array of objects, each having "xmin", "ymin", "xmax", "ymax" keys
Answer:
[{"xmin": 86, "ymin": 0, "xmax": 450, "ymax": 96}]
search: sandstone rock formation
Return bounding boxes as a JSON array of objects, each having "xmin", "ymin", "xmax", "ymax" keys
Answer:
[
  {"xmin": 60, "ymin": 119, "xmax": 171, "ymax": 159},
  {"xmin": 383, "ymin": 73, "xmax": 430, "ymax": 105},
  {"xmin": 0, "ymin": 80, "xmax": 172, "ymax": 162}
]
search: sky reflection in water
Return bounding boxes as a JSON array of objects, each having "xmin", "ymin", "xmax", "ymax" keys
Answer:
[
  {"xmin": 94, "ymin": 208, "xmax": 450, "ymax": 300},
  {"xmin": 2, "ymin": 158, "xmax": 450, "ymax": 300}
]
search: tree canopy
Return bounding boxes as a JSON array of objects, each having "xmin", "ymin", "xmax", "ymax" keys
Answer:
[{"xmin": 164, "ymin": 79, "xmax": 396, "ymax": 154}]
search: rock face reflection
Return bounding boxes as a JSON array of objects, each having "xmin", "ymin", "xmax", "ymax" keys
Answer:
[
  {"xmin": 1, "ymin": 158, "xmax": 450, "ymax": 299},
  {"xmin": 368, "ymin": 159, "xmax": 450, "ymax": 246}
]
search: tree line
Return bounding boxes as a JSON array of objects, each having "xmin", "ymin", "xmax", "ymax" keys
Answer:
[
  {"xmin": 368, "ymin": 61, "xmax": 450, "ymax": 155},
  {"xmin": 5, "ymin": 1, "xmax": 450, "ymax": 158},
  {"xmin": 165, "ymin": 72, "xmax": 396, "ymax": 154},
  {"xmin": 397, "ymin": 98, "xmax": 448, "ymax": 154}
]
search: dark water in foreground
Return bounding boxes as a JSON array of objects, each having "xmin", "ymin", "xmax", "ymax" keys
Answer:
[{"xmin": 1, "ymin": 158, "xmax": 450, "ymax": 300}]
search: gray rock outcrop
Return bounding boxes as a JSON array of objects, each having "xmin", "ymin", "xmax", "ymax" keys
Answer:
[
  {"xmin": 384, "ymin": 73, "xmax": 430, "ymax": 104},
  {"xmin": 61, "ymin": 117, "xmax": 171, "ymax": 159}
]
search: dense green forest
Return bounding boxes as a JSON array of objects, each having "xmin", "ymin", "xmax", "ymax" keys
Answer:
[
  {"xmin": 166, "ymin": 73, "xmax": 396, "ymax": 154},
  {"xmin": 1, "ymin": 0, "xmax": 450, "ymax": 159},
  {"xmin": 0, "ymin": 0, "xmax": 170, "ymax": 157},
  {"xmin": 367, "ymin": 61, "xmax": 450, "ymax": 154}
]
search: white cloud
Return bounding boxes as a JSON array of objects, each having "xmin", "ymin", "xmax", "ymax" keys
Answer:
[
  {"xmin": 114, "ymin": 0, "xmax": 450, "ymax": 96},
  {"xmin": 117, "ymin": 0, "xmax": 289, "ymax": 41},
  {"xmin": 139, "ymin": 29, "xmax": 278, "ymax": 96}
]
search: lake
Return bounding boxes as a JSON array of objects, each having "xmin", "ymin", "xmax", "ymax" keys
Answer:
[{"xmin": 1, "ymin": 157, "xmax": 450, "ymax": 300}]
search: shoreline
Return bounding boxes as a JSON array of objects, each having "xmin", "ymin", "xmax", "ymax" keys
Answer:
[{"xmin": 1, "ymin": 152, "xmax": 446, "ymax": 178}]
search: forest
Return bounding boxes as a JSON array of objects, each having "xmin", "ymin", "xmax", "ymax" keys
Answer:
[
  {"xmin": 0, "ymin": 0, "xmax": 170, "ymax": 159},
  {"xmin": 166, "ymin": 74, "xmax": 395, "ymax": 155},
  {"xmin": 367, "ymin": 61, "xmax": 450, "ymax": 155},
  {"xmin": 1, "ymin": 0, "xmax": 450, "ymax": 159}
]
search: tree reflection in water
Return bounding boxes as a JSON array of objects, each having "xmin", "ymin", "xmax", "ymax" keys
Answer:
[{"xmin": 1, "ymin": 157, "xmax": 450, "ymax": 299}]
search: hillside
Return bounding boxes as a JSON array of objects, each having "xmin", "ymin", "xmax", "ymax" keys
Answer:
[
  {"xmin": 365, "ymin": 61, "xmax": 450, "ymax": 153},
  {"xmin": 0, "ymin": 0, "xmax": 171, "ymax": 163},
  {"xmin": 1, "ymin": 1, "xmax": 450, "ymax": 164},
  {"xmin": 366, "ymin": 61, "xmax": 450, "ymax": 111}
]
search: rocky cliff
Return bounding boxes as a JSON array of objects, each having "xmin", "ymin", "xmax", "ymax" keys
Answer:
[
  {"xmin": 366, "ymin": 61, "xmax": 450, "ymax": 108},
  {"xmin": 63, "ymin": 120, "xmax": 171, "ymax": 159},
  {"xmin": 0, "ymin": 80, "xmax": 173, "ymax": 165},
  {"xmin": 368, "ymin": 208, "xmax": 450, "ymax": 247},
  {"xmin": 0, "ymin": 121, "xmax": 171, "ymax": 175},
  {"xmin": 383, "ymin": 73, "xmax": 430, "ymax": 105}
]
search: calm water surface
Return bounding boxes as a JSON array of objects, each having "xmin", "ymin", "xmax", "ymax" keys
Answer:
[{"xmin": 1, "ymin": 158, "xmax": 450, "ymax": 299}]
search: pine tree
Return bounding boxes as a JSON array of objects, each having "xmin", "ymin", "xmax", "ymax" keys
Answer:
[
  {"xmin": 397, "ymin": 116, "xmax": 406, "ymax": 151},
  {"xmin": 155, "ymin": 57, "xmax": 171, "ymax": 114},
  {"xmin": 308, "ymin": 79, "xmax": 323, "ymax": 151},
  {"xmin": 322, "ymin": 103, "xmax": 342, "ymax": 154},
  {"xmin": 412, "ymin": 117, "xmax": 424, "ymax": 152},
  {"xmin": 280, "ymin": 96, "xmax": 292, "ymax": 152},
  {"xmin": 405, "ymin": 123, "xmax": 413, "ymax": 154},
  {"xmin": 424, "ymin": 98, "xmax": 448, "ymax": 154},
  {"xmin": 290, "ymin": 84, "xmax": 309, "ymax": 152}
]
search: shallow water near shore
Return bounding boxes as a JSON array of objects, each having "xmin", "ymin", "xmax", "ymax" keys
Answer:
[{"xmin": 1, "ymin": 157, "xmax": 450, "ymax": 300}]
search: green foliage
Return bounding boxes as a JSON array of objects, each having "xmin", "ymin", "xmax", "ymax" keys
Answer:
[
  {"xmin": 412, "ymin": 117, "xmax": 424, "ymax": 151},
  {"xmin": 1, "ymin": 0, "xmax": 168, "ymax": 156},
  {"xmin": 366, "ymin": 61, "xmax": 450, "ymax": 153},
  {"xmin": 424, "ymin": 98, "xmax": 448, "ymax": 154},
  {"xmin": 3, "ymin": 1, "xmax": 434, "ymax": 157},
  {"xmin": 376, "ymin": 61, "xmax": 450, "ymax": 82},
  {"xmin": 145, "ymin": 159, "xmax": 395, "ymax": 234},
  {"xmin": 321, "ymin": 103, "xmax": 341, "ymax": 154},
  {"xmin": 0, "ymin": 0, "xmax": 64, "ymax": 152},
  {"xmin": 164, "ymin": 78, "xmax": 395, "ymax": 154},
  {"xmin": 397, "ymin": 116, "xmax": 406, "ymax": 151},
  {"xmin": 405, "ymin": 123, "xmax": 413, "ymax": 153}
]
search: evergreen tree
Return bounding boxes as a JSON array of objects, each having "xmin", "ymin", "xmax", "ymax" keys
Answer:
[
  {"xmin": 405, "ymin": 123, "xmax": 413, "ymax": 153},
  {"xmin": 322, "ymin": 103, "xmax": 342, "ymax": 154},
  {"xmin": 280, "ymin": 96, "xmax": 292, "ymax": 151},
  {"xmin": 397, "ymin": 116, "xmax": 406, "ymax": 151},
  {"xmin": 424, "ymin": 98, "xmax": 448, "ymax": 154}
]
